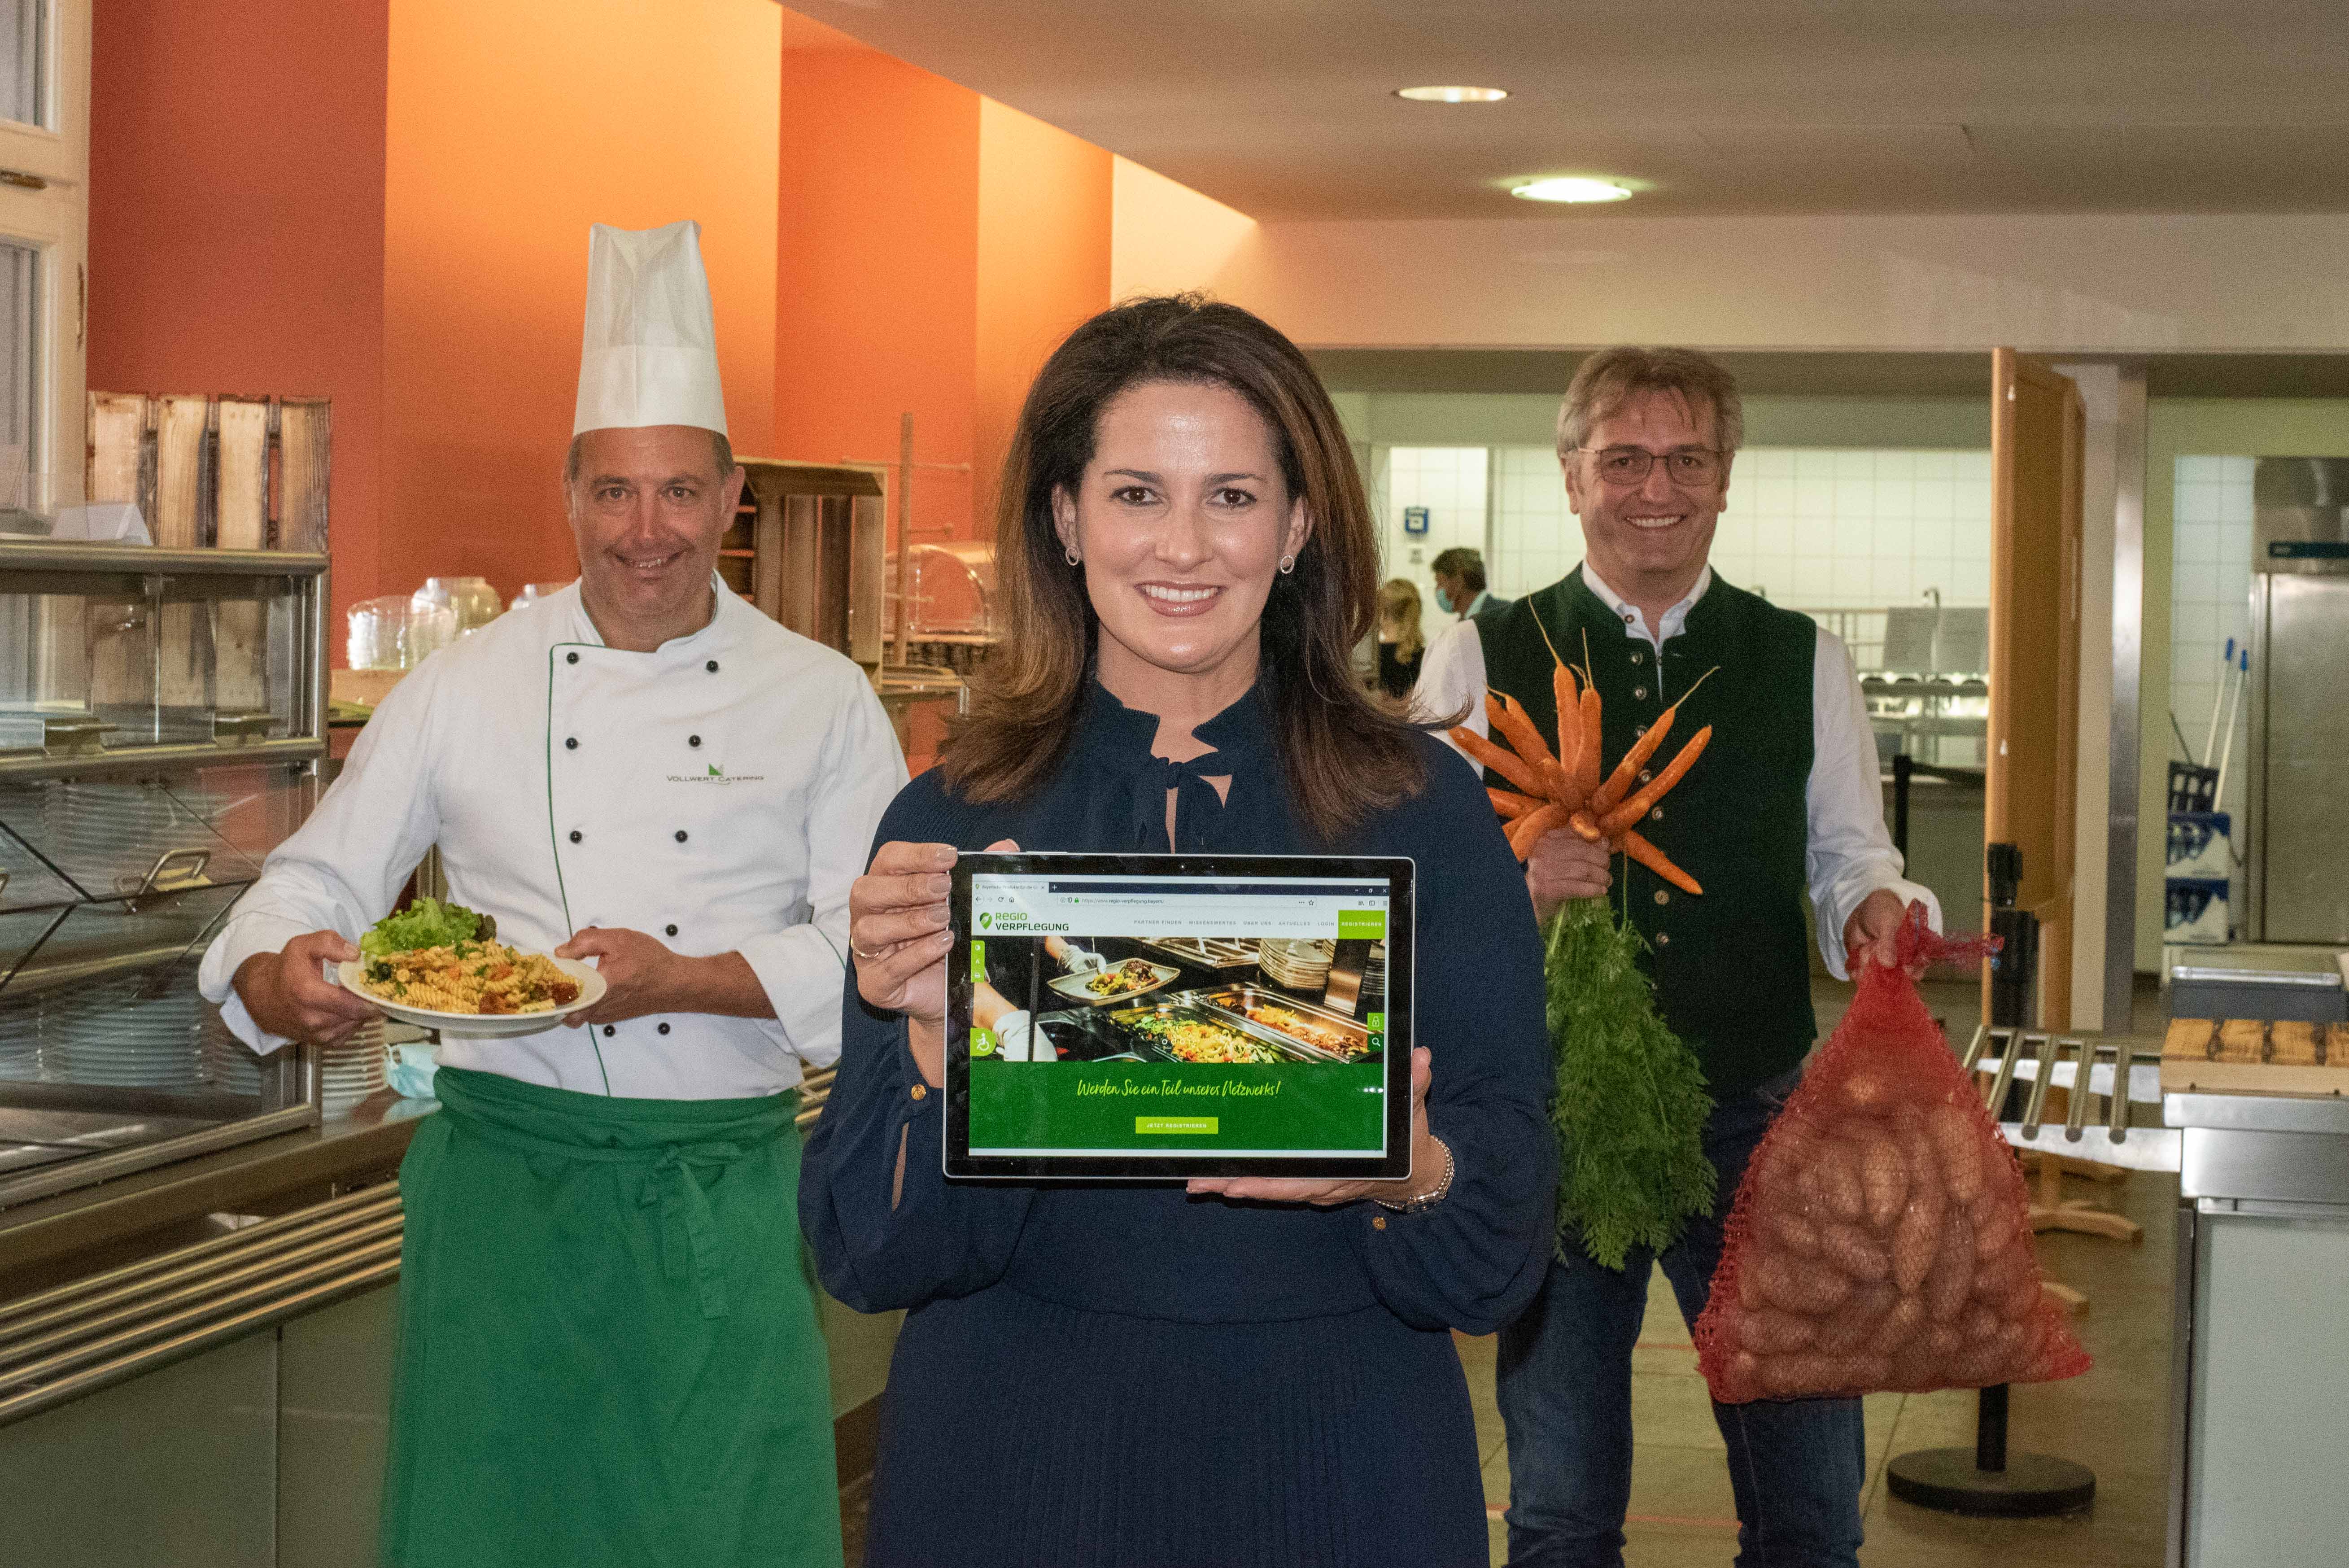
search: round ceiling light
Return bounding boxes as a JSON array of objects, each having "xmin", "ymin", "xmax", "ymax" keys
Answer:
[
  {"xmin": 1511, "ymin": 177, "xmax": 1634, "ymax": 204},
  {"xmin": 1395, "ymin": 85, "xmax": 1509, "ymax": 104}
]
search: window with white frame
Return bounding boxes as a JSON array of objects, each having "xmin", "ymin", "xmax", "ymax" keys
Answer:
[{"xmin": 0, "ymin": 0, "xmax": 84, "ymax": 513}]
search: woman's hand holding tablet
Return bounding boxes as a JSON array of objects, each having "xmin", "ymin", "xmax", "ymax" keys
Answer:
[
  {"xmin": 1185, "ymin": 1045, "xmax": 1446, "ymax": 1208},
  {"xmin": 851, "ymin": 839, "xmax": 1019, "ymax": 1088}
]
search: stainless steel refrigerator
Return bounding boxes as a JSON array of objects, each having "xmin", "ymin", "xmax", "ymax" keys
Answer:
[{"xmin": 2248, "ymin": 457, "xmax": 2349, "ymax": 943}]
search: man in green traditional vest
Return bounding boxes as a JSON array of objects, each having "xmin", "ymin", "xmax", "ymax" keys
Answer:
[
  {"xmin": 1414, "ymin": 347, "xmax": 1940, "ymax": 1568},
  {"xmin": 200, "ymin": 221, "xmax": 904, "ymax": 1568}
]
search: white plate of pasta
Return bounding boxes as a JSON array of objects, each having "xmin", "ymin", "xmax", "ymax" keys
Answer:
[{"xmin": 337, "ymin": 941, "xmax": 605, "ymax": 1037}]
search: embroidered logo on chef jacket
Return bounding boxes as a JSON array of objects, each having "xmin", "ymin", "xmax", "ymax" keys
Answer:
[{"xmin": 668, "ymin": 761, "xmax": 766, "ymax": 785}]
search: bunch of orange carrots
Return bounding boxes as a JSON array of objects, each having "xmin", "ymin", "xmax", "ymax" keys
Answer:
[{"xmin": 1448, "ymin": 660, "xmax": 1713, "ymax": 894}]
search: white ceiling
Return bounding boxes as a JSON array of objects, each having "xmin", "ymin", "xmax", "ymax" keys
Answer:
[{"xmin": 781, "ymin": 1, "xmax": 2349, "ymax": 219}]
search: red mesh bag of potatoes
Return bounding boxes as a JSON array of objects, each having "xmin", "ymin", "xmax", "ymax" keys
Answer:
[{"xmin": 1694, "ymin": 906, "xmax": 2090, "ymax": 1404}]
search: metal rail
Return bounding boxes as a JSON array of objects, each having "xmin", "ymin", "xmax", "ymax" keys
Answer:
[
  {"xmin": 1966, "ymin": 1024, "xmax": 2160, "ymax": 1145},
  {"xmin": 0, "ymin": 1183, "xmax": 402, "ymax": 1429}
]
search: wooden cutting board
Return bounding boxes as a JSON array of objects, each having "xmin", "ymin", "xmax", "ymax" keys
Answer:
[{"xmin": 2161, "ymin": 1018, "xmax": 2349, "ymax": 1097}]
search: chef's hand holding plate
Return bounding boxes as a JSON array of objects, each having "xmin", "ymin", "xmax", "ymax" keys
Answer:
[
  {"xmin": 555, "ymin": 926, "xmax": 690, "ymax": 1026},
  {"xmin": 235, "ymin": 930, "xmax": 381, "ymax": 1046},
  {"xmin": 852, "ymin": 838, "xmax": 1018, "ymax": 1087},
  {"xmin": 1187, "ymin": 1046, "xmax": 1450, "ymax": 1210}
]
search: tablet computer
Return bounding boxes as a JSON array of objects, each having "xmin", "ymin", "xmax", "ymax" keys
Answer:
[{"xmin": 945, "ymin": 852, "xmax": 1414, "ymax": 1181}]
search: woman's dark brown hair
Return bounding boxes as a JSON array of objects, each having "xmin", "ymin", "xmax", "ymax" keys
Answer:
[{"xmin": 940, "ymin": 294, "xmax": 1428, "ymax": 839}]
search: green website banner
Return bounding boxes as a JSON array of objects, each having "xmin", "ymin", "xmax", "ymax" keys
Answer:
[{"xmin": 969, "ymin": 1060, "xmax": 1385, "ymax": 1153}]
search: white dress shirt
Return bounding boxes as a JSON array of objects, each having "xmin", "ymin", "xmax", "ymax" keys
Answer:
[
  {"xmin": 197, "ymin": 580, "xmax": 907, "ymax": 1099},
  {"xmin": 1412, "ymin": 563, "xmax": 1938, "ymax": 978}
]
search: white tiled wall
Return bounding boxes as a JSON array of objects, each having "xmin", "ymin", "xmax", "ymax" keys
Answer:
[
  {"xmin": 1473, "ymin": 445, "xmax": 1995, "ymax": 612},
  {"xmin": 1375, "ymin": 447, "xmax": 1489, "ymax": 612},
  {"xmin": 2169, "ymin": 456, "xmax": 2256, "ymax": 824}
]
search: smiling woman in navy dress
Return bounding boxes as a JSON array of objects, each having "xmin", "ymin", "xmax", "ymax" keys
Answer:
[{"xmin": 801, "ymin": 296, "xmax": 1555, "ymax": 1568}]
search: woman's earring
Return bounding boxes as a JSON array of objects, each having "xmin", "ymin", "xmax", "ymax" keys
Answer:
[
  {"xmin": 1065, "ymin": 547, "xmax": 1081, "ymax": 567},
  {"xmin": 1278, "ymin": 554, "xmax": 1297, "ymax": 575}
]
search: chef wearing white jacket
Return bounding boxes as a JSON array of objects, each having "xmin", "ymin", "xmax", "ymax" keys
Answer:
[{"xmin": 198, "ymin": 220, "xmax": 899, "ymax": 1568}]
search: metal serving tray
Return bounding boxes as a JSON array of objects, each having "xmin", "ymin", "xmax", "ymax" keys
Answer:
[
  {"xmin": 1102, "ymin": 1002, "xmax": 1312, "ymax": 1064},
  {"xmin": 1179, "ymin": 984, "xmax": 1379, "ymax": 1062}
]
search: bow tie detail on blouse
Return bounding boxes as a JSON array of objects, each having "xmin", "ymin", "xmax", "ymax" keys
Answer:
[{"xmin": 1068, "ymin": 678, "xmax": 1284, "ymax": 856}]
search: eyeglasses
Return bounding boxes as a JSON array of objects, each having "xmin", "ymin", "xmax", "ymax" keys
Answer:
[{"xmin": 1573, "ymin": 446, "xmax": 1726, "ymax": 486}]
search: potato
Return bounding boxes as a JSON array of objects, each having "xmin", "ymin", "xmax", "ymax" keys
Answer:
[
  {"xmin": 1972, "ymin": 1197, "xmax": 2024, "ymax": 1260},
  {"xmin": 1813, "ymin": 1140, "xmax": 1867, "ymax": 1223},
  {"xmin": 1812, "ymin": 1284, "xmax": 1896, "ymax": 1355},
  {"xmin": 1754, "ymin": 1250, "xmax": 1855, "ymax": 1316},
  {"xmin": 1738, "ymin": 1308, "xmax": 1819, "ymax": 1355},
  {"xmin": 1856, "ymin": 1134, "xmax": 1909, "ymax": 1230},
  {"xmin": 1960, "ymin": 1302, "xmax": 2001, "ymax": 1342},
  {"xmin": 1867, "ymin": 1293, "xmax": 1927, "ymax": 1357},
  {"xmin": 1821, "ymin": 1221, "xmax": 1892, "ymax": 1284},
  {"xmin": 1759, "ymin": 1205, "xmax": 1822, "ymax": 1258},
  {"xmin": 1921, "ymin": 1322, "xmax": 1966, "ymax": 1358},
  {"xmin": 1841, "ymin": 1063, "xmax": 1898, "ymax": 1110},
  {"xmin": 1972, "ymin": 1245, "xmax": 2030, "ymax": 1305},
  {"xmin": 1891, "ymin": 1131, "xmax": 1947, "ymax": 1292},
  {"xmin": 1997, "ymin": 1274, "xmax": 2044, "ymax": 1321},
  {"xmin": 1947, "ymin": 1320, "xmax": 2027, "ymax": 1385},
  {"xmin": 1925, "ymin": 1211, "xmax": 1975, "ymax": 1322},
  {"xmin": 1927, "ymin": 1103, "xmax": 1985, "ymax": 1205},
  {"xmin": 1764, "ymin": 1353, "xmax": 1891, "ymax": 1398},
  {"xmin": 1715, "ymin": 1348, "xmax": 1768, "ymax": 1403}
]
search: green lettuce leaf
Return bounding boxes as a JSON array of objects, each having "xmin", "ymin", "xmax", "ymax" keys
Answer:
[{"xmin": 360, "ymin": 897, "xmax": 482, "ymax": 958}]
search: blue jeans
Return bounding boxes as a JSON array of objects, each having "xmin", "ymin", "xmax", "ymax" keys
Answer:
[{"xmin": 1495, "ymin": 1070, "xmax": 1866, "ymax": 1568}]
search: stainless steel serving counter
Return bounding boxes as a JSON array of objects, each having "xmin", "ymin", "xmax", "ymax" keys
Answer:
[{"xmin": 2165, "ymin": 1089, "xmax": 2349, "ymax": 1567}]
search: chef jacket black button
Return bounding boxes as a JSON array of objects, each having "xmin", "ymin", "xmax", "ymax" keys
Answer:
[
  {"xmin": 674, "ymin": 830, "xmax": 688, "ymax": 843},
  {"xmin": 602, "ymin": 1025, "xmax": 616, "ymax": 1038},
  {"xmin": 688, "ymin": 735, "xmax": 701, "ymax": 748},
  {"xmin": 664, "ymin": 923, "xmax": 678, "ymax": 937},
  {"xmin": 565, "ymin": 737, "xmax": 578, "ymax": 750},
  {"xmin": 567, "ymin": 652, "xmax": 579, "ymax": 665},
  {"xmin": 706, "ymin": 660, "xmax": 719, "ymax": 673},
  {"xmin": 657, "ymin": 1022, "xmax": 671, "ymax": 1036},
  {"xmin": 569, "ymin": 830, "xmax": 582, "ymax": 843}
]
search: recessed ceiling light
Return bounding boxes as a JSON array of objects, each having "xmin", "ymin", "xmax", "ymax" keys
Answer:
[
  {"xmin": 1396, "ymin": 85, "xmax": 1509, "ymax": 104},
  {"xmin": 1511, "ymin": 177, "xmax": 1633, "ymax": 204}
]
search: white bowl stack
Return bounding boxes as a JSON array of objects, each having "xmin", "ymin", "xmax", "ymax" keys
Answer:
[
  {"xmin": 199, "ymin": 1004, "xmax": 264, "ymax": 1095},
  {"xmin": 319, "ymin": 1022, "xmax": 389, "ymax": 1115},
  {"xmin": 42, "ymin": 978, "xmax": 204, "ymax": 1091}
]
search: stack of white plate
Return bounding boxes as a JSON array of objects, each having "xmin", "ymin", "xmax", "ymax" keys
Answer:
[
  {"xmin": 199, "ymin": 1004, "xmax": 265, "ymax": 1095},
  {"xmin": 319, "ymin": 1022, "xmax": 388, "ymax": 1115},
  {"xmin": 44, "ymin": 782, "xmax": 223, "ymax": 896},
  {"xmin": 1258, "ymin": 938, "xmax": 1334, "ymax": 991},
  {"xmin": 0, "ymin": 781, "xmax": 52, "ymax": 890},
  {"xmin": 43, "ymin": 978, "xmax": 203, "ymax": 1091},
  {"xmin": 0, "ymin": 992, "xmax": 40, "ymax": 1080}
]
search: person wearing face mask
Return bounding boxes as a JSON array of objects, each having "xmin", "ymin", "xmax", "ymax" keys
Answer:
[
  {"xmin": 1413, "ymin": 347, "xmax": 1938, "ymax": 1568},
  {"xmin": 197, "ymin": 221, "xmax": 903, "ymax": 1568},
  {"xmin": 801, "ymin": 296, "xmax": 1556, "ymax": 1566},
  {"xmin": 1429, "ymin": 544, "xmax": 1506, "ymax": 621}
]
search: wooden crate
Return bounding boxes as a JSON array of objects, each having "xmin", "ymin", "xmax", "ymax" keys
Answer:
[
  {"xmin": 84, "ymin": 392, "xmax": 331, "ymax": 551},
  {"xmin": 79, "ymin": 393, "xmax": 333, "ymax": 716},
  {"xmin": 2161, "ymin": 1017, "xmax": 2349, "ymax": 1097}
]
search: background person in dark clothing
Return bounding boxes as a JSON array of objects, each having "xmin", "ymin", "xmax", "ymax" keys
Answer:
[{"xmin": 1377, "ymin": 576, "xmax": 1428, "ymax": 698}]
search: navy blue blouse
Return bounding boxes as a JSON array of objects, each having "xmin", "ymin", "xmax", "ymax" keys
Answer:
[{"xmin": 801, "ymin": 678, "xmax": 1556, "ymax": 1332}]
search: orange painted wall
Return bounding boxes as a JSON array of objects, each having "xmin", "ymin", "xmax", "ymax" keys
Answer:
[
  {"xmin": 87, "ymin": 0, "xmax": 389, "ymax": 631},
  {"xmin": 975, "ymin": 100, "xmax": 1112, "ymax": 533},
  {"xmin": 383, "ymin": 0, "xmax": 781, "ymax": 607},
  {"xmin": 774, "ymin": 48, "xmax": 978, "ymax": 543}
]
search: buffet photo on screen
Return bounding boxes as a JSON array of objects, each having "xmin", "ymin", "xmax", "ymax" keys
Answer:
[{"xmin": 945, "ymin": 854, "xmax": 1414, "ymax": 1178}]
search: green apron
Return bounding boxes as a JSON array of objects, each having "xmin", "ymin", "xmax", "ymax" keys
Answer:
[{"xmin": 380, "ymin": 1067, "xmax": 841, "ymax": 1568}]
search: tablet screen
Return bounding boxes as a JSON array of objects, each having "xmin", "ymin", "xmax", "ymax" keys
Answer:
[{"xmin": 945, "ymin": 853, "xmax": 1413, "ymax": 1180}]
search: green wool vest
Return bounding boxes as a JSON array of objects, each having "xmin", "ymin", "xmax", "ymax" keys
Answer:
[{"xmin": 1476, "ymin": 568, "xmax": 1818, "ymax": 1103}]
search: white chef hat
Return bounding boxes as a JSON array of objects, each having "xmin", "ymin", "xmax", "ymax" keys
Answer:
[{"xmin": 572, "ymin": 219, "xmax": 728, "ymax": 438}]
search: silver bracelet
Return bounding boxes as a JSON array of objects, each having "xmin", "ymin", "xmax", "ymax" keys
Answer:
[{"xmin": 1376, "ymin": 1137, "xmax": 1455, "ymax": 1214}]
